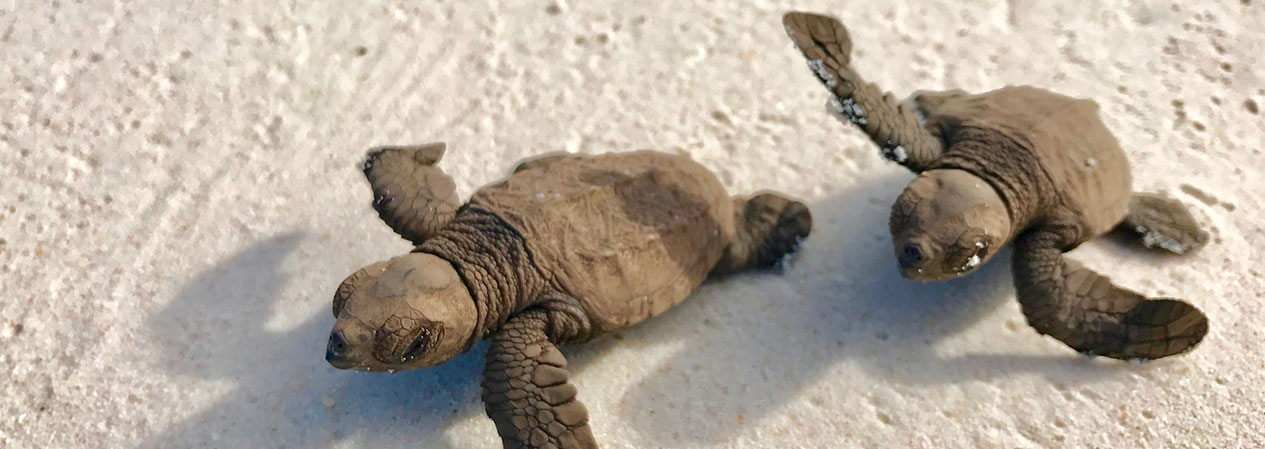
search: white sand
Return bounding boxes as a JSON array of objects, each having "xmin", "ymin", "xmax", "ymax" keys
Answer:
[{"xmin": 3, "ymin": 1, "xmax": 1263, "ymax": 448}]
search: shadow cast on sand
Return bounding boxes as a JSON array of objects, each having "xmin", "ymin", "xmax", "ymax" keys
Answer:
[
  {"xmin": 618, "ymin": 173, "xmax": 1135, "ymax": 446},
  {"xmin": 138, "ymin": 232, "xmax": 488, "ymax": 449},
  {"xmin": 137, "ymin": 175, "xmax": 1176, "ymax": 448}
]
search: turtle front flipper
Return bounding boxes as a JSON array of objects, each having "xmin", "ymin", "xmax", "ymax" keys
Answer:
[
  {"xmin": 713, "ymin": 193, "xmax": 813, "ymax": 275},
  {"xmin": 1119, "ymin": 193, "xmax": 1209, "ymax": 255},
  {"xmin": 482, "ymin": 310, "xmax": 598, "ymax": 449},
  {"xmin": 1011, "ymin": 228, "xmax": 1208, "ymax": 360},
  {"xmin": 782, "ymin": 11, "xmax": 944, "ymax": 172},
  {"xmin": 361, "ymin": 142, "xmax": 460, "ymax": 245}
]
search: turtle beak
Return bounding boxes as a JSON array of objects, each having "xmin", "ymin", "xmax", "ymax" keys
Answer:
[
  {"xmin": 325, "ymin": 331, "xmax": 356, "ymax": 369},
  {"xmin": 897, "ymin": 241, "xmax": 927, "ymax": 272},
  {"xmin": 894, "ymin": 239, "xmax": 957, "ymax": 282}
]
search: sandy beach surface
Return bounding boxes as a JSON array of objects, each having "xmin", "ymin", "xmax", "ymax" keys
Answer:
[{"xmin": 3, "ymin": 0, "xmax": 1263, "ymax": 447}]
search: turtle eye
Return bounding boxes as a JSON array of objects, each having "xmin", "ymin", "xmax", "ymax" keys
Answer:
[{"xmin": 400, "ymin": 329, "xmax": 431, "ymax": 363}]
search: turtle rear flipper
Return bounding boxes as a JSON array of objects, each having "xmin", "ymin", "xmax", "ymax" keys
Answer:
[
  {"xmin": 713, "ymin": 193, "xmax": 812, "ymax": 275},
  {"xmin": 782, "ymin": 11, "xmax": 944, "ymax": 172},
  {"xmin": 482, "ymin": 310, "xmax": 598, "ymax": 449},
  {"xmin": 1012, "ymin": 228, "xmax": 1208, "ymax": 360},
  {"xmin": 1120, "ymin": 193, "xmax": 1209, "ymax": 255},
  {"xmin": 362, "ymin": 142, "xmax": 460, "ymax": 245}
]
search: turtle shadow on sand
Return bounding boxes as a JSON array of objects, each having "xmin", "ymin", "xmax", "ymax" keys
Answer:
[
  {"xmin": 138, "ymin": 232, "xmax": 487, "ymax": 449},
  {"xmin": 617, "ymin": 173, "xmax": 1140, "ymax": 446}
]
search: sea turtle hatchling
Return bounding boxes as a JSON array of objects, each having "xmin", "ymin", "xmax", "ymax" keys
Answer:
[
  {"xmin": 324, "ymin": 144, "xmax": 812, "ymax": 448},
  {"xmin": 783, "ymin": 11, "xmax": 1210, "ymax": 360}
]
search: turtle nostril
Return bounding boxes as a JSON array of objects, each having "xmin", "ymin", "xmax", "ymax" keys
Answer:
[
  {"xmin": 327, "ymin": 331, "xmax": 348, "ymax": 356},
  {"xmin": 899, "ymin": 243, "xmax": 926, "ymax": 269}
]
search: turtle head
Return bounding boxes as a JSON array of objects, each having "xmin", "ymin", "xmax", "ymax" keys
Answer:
[
  {"xmin": 889, "ymin": 169, "xmax": 1010, "ymax": 281},
  {"xmin": 326, "ymin": 252, "xmax": 476, "ymax": 372}
]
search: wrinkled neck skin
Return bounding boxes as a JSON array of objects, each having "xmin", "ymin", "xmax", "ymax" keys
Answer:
[
  {"xmin": 892, "ymin": 128, "xmax": 1057, "ymax": 281},
  {"xmin": 932, "ymin": 127, "xmax": 1052, "ymax": 232},
  {"xmin": 419, "ymin": 206, "xmax": 551, "ymax": 347}
]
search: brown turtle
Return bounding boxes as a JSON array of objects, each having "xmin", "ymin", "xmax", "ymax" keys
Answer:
[
  {"xmin": 783, "ymin": 11, "xmax": 1209, "ymax": 360},
  {"xmin": 324, "ymin": 144, "xmax": 812, "ymax": 448}
]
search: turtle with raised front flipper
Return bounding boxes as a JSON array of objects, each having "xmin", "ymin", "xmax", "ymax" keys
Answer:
[
  {"xmin": 325, "ymin": 143, "xmax": 812, "ymax": 449},
  {"xmin": 783, "ymin": 11, "xmax": 1209, "ymax": 360}
]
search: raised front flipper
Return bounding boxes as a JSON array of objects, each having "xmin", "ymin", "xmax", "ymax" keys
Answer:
[
  {"xmin": 1012, "ymin": 228, "xmax": 1207, "ymax": 360},
  {"xmin": 482, "ymin": 310, "xmax": 597, "ymax": 449},
  {"xmin": 782, "ymin": 11, "xmax": 943, "ymax": 172},
  {"xmin": 713, "ymin": 193, "xmax": 813, "ymax": 275},
  {"xmin": 1120, "ymin": 193, "xmax": 1209, "ymax": 255},
  {"xmin": 361, "ymin": 142, "xmax": 460, "ymax": 245}
]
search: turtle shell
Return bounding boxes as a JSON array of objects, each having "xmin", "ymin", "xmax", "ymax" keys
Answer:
[
  {"xmin": 468, "ymin": 151, "xmax": 734, "ymax": 332},
  {"xmin": 920, "ymin": 85, "xmax": 1133, "ymax": 242}
]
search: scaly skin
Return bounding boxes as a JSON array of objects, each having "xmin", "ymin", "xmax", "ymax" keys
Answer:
[
  {"xmin": 482, "ymin": 309, "xmax": 598, "ymax": 449},
  {"xmin": 783, "ymin": 11, "xmax": 944, "ymax": 172},
  {"xmin": 1122, "ymin": 194, "xmax": 1210, "ymax": 255},
  {"xmin": 713, "ymin": 193, "xmax": 813, "ymax": 275},
  {"xmin": 786, "ymin": 10, "xmax": 1211, "ymax": 360},
  {"xmin": 362, "ymin": 143, "xmax": 460, "ymax": 245},
  {"xmin": 330, "ymin": 147, "xmax": 814, "ymax": 448},
  {"xmin": 929, "ymin": 126, "xmax": 1053, "ymax": 232},
  {"xmin": 420, "ymin": 207, "xmax": 559, "ymax": 343},
  {"xmin": 1012, "ymin": 225, "xmax": 1208, "ymax": 360}
]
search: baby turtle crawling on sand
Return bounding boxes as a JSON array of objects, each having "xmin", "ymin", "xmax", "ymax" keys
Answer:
[
  {"xmin": 325, "ymin": 144, "xmax": 811, "ymax": 448},
  {"xmin": 783, "ymin": 11, "xmax": 1209, "ymax": 360}
]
